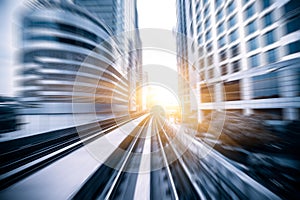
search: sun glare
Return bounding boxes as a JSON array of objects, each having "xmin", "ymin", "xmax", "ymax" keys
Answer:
[
  {"xmin": 143, "ymin": 84, "xmax": 181, "ymax": 122},
  {"xmin": 146, "ymin": 85, "xmax": 178, "ymax": 106}
]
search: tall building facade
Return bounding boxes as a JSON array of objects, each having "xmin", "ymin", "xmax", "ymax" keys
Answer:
[
  {"xmin": 176, "ymin": 0, "xmax": 191, "ymax": 122},
  {"xmin": 74, "ymin": 0, "xmax": 143, "ymax": 112},
  {"xmin": 19, "ymin": 0, "xmax": 142, "ymax": 115},
  {"xmin": 176, "ymin": 0, "xmax": 300, "ymax": 122},
  {"xmin": 74, "ymin": 0, "xmax": 123, "ymax": 35}
]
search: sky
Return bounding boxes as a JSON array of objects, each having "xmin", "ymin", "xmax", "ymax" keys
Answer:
[
  {"xmin": 137, "ymin": 0, "xmax": 177, "ymax": 71},
  {"xmin": 137, "ymin": 0, "xmax": 178, "ymax": 107},
  {"xmin": 137, "ymin": 0, "xmax": 177, "ymax": 30}
]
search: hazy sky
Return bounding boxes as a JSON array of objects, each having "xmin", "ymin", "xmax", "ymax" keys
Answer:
[
  {"xmin": 137, "ymin": 0, "xmax": 177, "ymax": 30},
  {"xmin": 137, "ymin": 0, "xmax": 178, "ymax": 105},
  {"xmin": 137, "ymin": 0, "xmax": 178, "ymax": 80}
]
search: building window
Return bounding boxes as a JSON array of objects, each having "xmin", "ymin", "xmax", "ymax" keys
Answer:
[
  {"xmin": 196, "ymin": 1, "xmax": 200, "ymax": 11},
  {"xmin": 190, "ymin": 23, "xmax": 194, "ymax": 36},
  {"xmin": 247, "ymin": 37, "xmax": 258, "ymax": 51},
  {"xmin": 200, "ymin": 71, "xmax": 205, "ymax": 80},
  {"xmin": 245, "ymin": 4, "xmax": 255, "ymax": 19},
  {"xmin": 198, "ymin": 47, "xmax": 204, "ymax": 57},
  {"xmin": 227, "ymin": 1, "xmax": 235, "ymax": 15},
  {"xmin": 286, "ymin": 16, "xmax": 300, "ymax": 34},
  {"xmin": 264, "ymin": 30, "xmax": 275, "ymax": 45},
  {"xmin": 246, "ymin": 20, "xmax": 256, "ymax": 35},
  {"xmin": 197, "ymin": 24, "xmax": 202, "ymax": 34},
  {"xmin": 215, "ymin": 0, "xmax": 223, "ymax": 9},
  {"xmin": 220, "ymin": 64, "xmax": 227, "ymax": 75},
  {"xmin": 203, "ymin": 0, "xmax": 209, "ymax": 5},
  {"xmin": 288, "ymin": 40, "xmax": 300, "ymax": 54},
  {"xmin": 263, "ymin": 12, "xmax": 273, "ymax": 27},
  {"xmin": 207, "ymin": 55, "xmax": 213, "ymax": 66},
  {"xmin": 205, "ymin": 18, "xmax": 211, "ymax": 29},
  {"xmin": 224, "ymin": 80, "xmax": 241, "ymax": 101},
  {"xmin": 228, "ymin": 15, "xmax": 237, "ymax": 28},
  {"xmin": 197, "ymin": 35, "xmax": 203, "ymax": 44},
  {"xmin": 205, "ymin": 30, "xmax": 212, "ymax": 41},
  {"xmin": 189, "ymin": 4, "xmax": 193, "ymax": 18},
  {"xmin": 218, "ymin": 36, "xmax": 226, "ymax": 48},
  {"xmin": 232, "ymin": 60, "xmax": 240, "ymax": 73},
  {"xmin": 252, "ymin": 72, "xmax": 279, "ymax": 99},
  {"xmin": 253, "ymin": 109, "xmax": 282, "ymax": 120},
  {"xmin": 199, "ymin": 58, "xmax": 204, "ymax": 68},
  {"xmin": 201, "ymin": 83, "xmax": 214, "ymax": 103},
  {"xmin": 217, "ymin": 9, "xmax": 224, "ymax": 21},
  {"xmin": 196, "ymin": 13, "xmax": 201, "ymax": 22},
  {"xmin": 206, "ymin": 43, "xmax": 213, "ymax": 53},
  {"xmin": 208, "ymin": 68, "xmax": 214, "ymax": 78},
  {"xmin": 231, "ymin": 45, "xmax": 239, "ymax": 57},
  {"xmin": 219, "ymin": 50, "xmax": 227, "ymax": 61},
  {"xmin": 249, "ymin": 54, "xmax": 260, "ymax": 67},
  {"xmin": 229, "ymin": 29, "xmax": 238, "ymax": 43},
  {"xmin": 261, "ymin": 0, "xmax": 271, "ymax": 9},
  {"xmin": 204, "ymin": 6, "xmax": 210, "ymax": 17},
  {"xmin": 265, "ymin": 48, "xmax": 277, "ymax": 63},
  {"xmin": 284, "ymin": 0, "xmax": 300, "ymax": 14},
  {"xmin": 217, "ymin": 23, "xmax": 225, "ymax": 35}
]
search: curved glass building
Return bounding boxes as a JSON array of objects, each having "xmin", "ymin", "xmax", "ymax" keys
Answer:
[{"xmin": 19, "ymin": 0, "xmax": 140, "ymax": 115}]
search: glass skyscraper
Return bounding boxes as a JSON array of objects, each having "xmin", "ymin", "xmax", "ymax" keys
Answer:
[
  {"xmin": 19, "ymin": 0, "xmax": 142, "ymax": 116},
  {"xmin": 176, "ymin": 0, "xmax": 300, "ymax": 122}
]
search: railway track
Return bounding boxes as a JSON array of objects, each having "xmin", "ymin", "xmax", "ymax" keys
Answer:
[
  {"xmin": 72, "ymin": 115, "xmax": 150, "ymax": 199},
  {"xmin": 0, "ymin": 114, "xmax": 143, "ymax": 189},
  {"xmin": 73, "ymin": 115, "xmax": 280, "ymax": 200},
  {"xmin": 0, "ymin": 113, "xmax": 281, "ymax": 199}
]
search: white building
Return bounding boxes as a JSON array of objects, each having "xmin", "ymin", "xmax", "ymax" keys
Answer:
[{"xmin": 176, "ymin": 0, "xmax": 300, "ymax": 122}]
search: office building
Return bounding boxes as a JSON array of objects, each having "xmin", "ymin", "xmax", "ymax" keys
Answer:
[
  {"xmin": 176, "ymin": 0, "xmax": 300, "ymax": 122},
  {"xmin": 19, "ymin": 0, "xmax": 142, "ymax": 116}
]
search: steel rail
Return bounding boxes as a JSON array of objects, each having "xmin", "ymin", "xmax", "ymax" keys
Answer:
[
  {"xmin": 152, "ymin": 117, "xmax": 179, "ymax": 200},
  {"xmin": 0, "ymin": 115, "xmax": 144, "ymax": 190}
]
